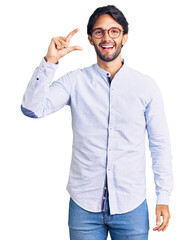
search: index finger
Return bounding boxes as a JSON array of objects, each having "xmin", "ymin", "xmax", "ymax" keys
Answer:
[
  {"xmin": 157, "ymin": 215, "xmax": 169, "ymax": 232},
  {"xmin": 66, "ymin": 28, "xmax": 80, "ymax": 42}
]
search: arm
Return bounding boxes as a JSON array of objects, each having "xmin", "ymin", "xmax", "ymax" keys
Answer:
[
  {"xmin": 144, "ymin": 81, "xmax": 173, "ymax": 231},
  {"xmin": 21, "ymin": 57, "xmax": 71, "ymax": 118},
  {"xmin": 21, "ymin": 28, "xmax": 83, "ymax": 118}
]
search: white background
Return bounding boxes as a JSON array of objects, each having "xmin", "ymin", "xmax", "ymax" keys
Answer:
[{"xmin": 0, "ymin": 0, "xmax": 194, "ymax": 239}]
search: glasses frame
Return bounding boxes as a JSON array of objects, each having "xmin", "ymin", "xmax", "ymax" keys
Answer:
[{"xmin": 90, "ymin": 27, "xmax": 124, "ymax": 39}]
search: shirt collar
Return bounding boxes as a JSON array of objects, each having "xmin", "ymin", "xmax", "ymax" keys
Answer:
[{"xmin": 93, "ymin": 58, "xmax": 127, "ymax": 80}]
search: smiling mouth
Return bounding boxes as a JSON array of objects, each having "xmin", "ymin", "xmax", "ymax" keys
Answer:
[{"xmin": 100, "ymin": 45, "xmax": 115, "ymax": 52}]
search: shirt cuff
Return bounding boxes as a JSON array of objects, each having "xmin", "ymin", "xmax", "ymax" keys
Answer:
[
  {"xmin": 156, "ymin": 193, "xmax": 170, "ymax": 206},
  {"xmin": 38, "ymin": 56, "xmax": 59, "ymax": 73}
]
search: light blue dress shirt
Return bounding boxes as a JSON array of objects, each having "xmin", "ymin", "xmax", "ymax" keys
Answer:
[{"xmin": 21, "ymin": 57, "xmax": 173, "ymax": 215}]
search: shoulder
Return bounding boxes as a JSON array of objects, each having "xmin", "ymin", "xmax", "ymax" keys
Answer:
[
  {"xmin": 126, "ymin": 65, "xmax": 156, "ymax": 85},
  {"xmin": 64, "ymin": 64, "xmax": 94, "ymax": 78},
  {"xmin": 56, "ymin": 64, "xmax": 94, "ymax": 92},
  {"xmin": 125, "ymin": 65, "xmax": 161, "ymax": 93}
]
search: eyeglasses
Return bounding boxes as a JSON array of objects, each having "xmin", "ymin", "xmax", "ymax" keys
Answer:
[{"xmin": 90, "ymin": 27, "xmax": 124, "ymax": 39}]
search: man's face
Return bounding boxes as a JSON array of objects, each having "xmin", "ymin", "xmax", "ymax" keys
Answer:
[{"xmin": 88, "ymin": 14, "xmax": 128, "ymax": 62}]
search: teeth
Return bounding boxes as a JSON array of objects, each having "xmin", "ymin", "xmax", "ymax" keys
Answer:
[{"xmin": 102, "ymin": 45, "xmax": 114, "ymax": 49}]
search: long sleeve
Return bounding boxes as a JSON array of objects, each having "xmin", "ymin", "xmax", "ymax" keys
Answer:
[
  {"xmin": 21, "ymin": 57, "xmax": 72, "ymax": 118},
  {"xmin": 145, "ymin": 81, "xmax": 174, "ymax": 205}
]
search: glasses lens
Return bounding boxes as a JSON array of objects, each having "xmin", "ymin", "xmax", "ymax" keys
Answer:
[
  {"xmin": 109, "ymin": 28, "xmax": 120, "ymax": 38},
  {"xmin": 93, "ymin": 29, "xmax": 104, "ymax": 38}
]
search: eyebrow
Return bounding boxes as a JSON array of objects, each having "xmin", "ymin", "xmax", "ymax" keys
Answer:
[{"xmin": 92, "ymin": 26, "xmax": 120, "ymax": 30}]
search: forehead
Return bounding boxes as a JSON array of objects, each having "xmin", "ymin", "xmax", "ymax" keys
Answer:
[{"xmin": 93, "ymin": 14, "xmax": 122, "ymax": 29}]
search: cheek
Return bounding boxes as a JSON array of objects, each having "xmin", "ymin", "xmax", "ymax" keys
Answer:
[
  {"xmin": 114, "ymin": 38, "xmax": 121, "ymax": 47},
  {"xmin": 93, "ymin": 41, "xmax": 100, "ymax": 47},
  {"xmin": 115, "ymin": 41, "xmax": 122, "ymax": 49}
]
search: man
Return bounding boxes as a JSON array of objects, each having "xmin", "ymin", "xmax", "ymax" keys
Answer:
[{"xmin": 21, "ymin": 5, "xmax": 173, "ymax": 240}]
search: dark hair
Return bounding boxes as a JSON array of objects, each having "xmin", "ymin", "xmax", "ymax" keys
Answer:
[{"xmin": 87, "ymin": 5, "xmax": 129, "ymax": 36}]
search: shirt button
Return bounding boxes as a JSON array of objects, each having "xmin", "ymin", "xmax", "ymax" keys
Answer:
[
  {"xmin": 109, "ymin": 148, "xmax": 111, "ymax": 151},
  {"xmin": 110, "ymin": 127, "xmax": 112, "ymax": 130},
  {"xmin": 111, "ymin": 106, "xmax": 113, "ymax": 108},
  {"xmin": 42, "ymin": 64, "xmax": 44, "ymax": 68},
  {"xmin": 111, "ymin": 88, "xmax": 114, "ymax": 90},
  {"xmin": 103, "ymin": 197, "xmax": 106, "ymax": 200},
  {"xmin": 104, "ymin": 186, "xmax": 107, "ymax": 189},
  {"xmin": 108, "ymin": 168, "xmax": 111, "ymax": 171}
]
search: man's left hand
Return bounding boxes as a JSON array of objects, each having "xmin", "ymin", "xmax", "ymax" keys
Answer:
[{"xmin": 153, "ymin": 205, "xmax": 171, "ymax": 232}]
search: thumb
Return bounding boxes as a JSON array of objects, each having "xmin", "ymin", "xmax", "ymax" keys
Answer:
[{"xmin": 67, "ymin": 45, "xmax": 83, "ymax": 54}]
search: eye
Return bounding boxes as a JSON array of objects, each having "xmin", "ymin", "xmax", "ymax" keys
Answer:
[
  {"xmin": 93, "ymin": 29, "xmax": 103, "ymax": 35},
  {"xmin": 96, "ymin": 30, "xmax": 102, "ymax": 34},
  {"xmin": 111, "ymin": 29, "xmax": 119, "ymax": 34}
]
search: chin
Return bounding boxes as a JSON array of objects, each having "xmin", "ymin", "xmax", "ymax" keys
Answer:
[{"xmin": 98, "ymin": 52, "xmax": 121, "ymax": 62}]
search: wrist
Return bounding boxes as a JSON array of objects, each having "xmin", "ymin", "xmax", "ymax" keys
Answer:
[{"xmin": 44, "ymin": 56, "xmax": 59, "ymax": 64}]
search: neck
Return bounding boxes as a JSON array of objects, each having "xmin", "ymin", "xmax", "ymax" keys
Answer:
[{"xmin": 97, "ymin": 54, "xmax": 123, "ymax": 80}]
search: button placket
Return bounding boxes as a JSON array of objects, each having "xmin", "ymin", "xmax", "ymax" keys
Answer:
[
  {"xmin": 108, "ymin": 78, "xmax": 114, "ymax": 153},
  {"xmin": 104, "ymin": 72, "xmax": 115, "ymax": 215}
]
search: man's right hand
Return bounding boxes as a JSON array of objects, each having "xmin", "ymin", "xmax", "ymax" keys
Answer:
[{"xmin": 45, "ymin": 28, "xmax": 83, "ymax": 64}]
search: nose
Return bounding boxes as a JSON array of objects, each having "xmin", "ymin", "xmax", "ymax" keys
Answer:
[{"xmin": 102, "ymin": 30, "xmax": 112, "ymax": 41}]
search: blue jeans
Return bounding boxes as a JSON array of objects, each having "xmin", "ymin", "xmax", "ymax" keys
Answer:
[{"xmin": 68, "ymin": 195, "xmax": 150, "ymax": 240}]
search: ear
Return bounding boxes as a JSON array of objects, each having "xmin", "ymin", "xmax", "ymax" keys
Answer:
[
  {"xmin": 88, "ymin": 35, "xmax": 94, "ymax": 46},
  {"xmin": 122, "ymin": 33, "xmax": 128, "ymax": 46}
]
